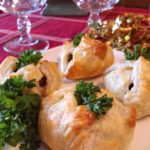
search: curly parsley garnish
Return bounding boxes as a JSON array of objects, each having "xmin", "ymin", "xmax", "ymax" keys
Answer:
[
  {"xmin": 73, "ymin": 33, "xmax": 84, "ymax": 47},
  {"xmin": 74, "ymin": 81, "xmax": 113, "ymax": 118},
  {"xmin": 16, "ymin": 50, "xmax": 43, "ymax": 70},
  {"xmin": 0, "ymin": 75, "xmax": 41, "ymax": 150},
  {"xmin": 124, "ymin": 44, "xmax": 150, "ymax": 61}
]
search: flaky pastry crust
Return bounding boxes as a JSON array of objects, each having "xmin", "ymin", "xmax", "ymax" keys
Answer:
[
  {"xmin": 39, "ymin": 86, "xmax": 136, "ymax": 150},
  {"xmin": 0, "ymin": 56, "xmax": 18, "ymax": 84},
  {"xmin": 0, "ymin": 57, "xmax": 62, "ymax": 97},
  {"xmin": 60, "ymin": 35, "xmax": 114, "ymax": 80},
  {"xmin": 104, "ymin": 56, "xmax": 150, "ymax": 119}
]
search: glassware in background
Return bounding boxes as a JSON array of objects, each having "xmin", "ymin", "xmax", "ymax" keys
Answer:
[
  {"xmin": 0, "ymin": 0, "xmax": 49, "ymax": 55},
  {"xmin": 149, "ymin": 5, "xmax": 150, "ymax": 27},
  {"xmin": 72, "ymin": 0, "xmax": 119, "ymax": 26}
]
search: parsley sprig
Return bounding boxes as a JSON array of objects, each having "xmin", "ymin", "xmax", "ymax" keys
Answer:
[
  {"xmin": 74, "ymin": 81, "xmax": 113, "ymax": 118},
  {"xmin": 124, "ymin": 44, "xmax": 150, "ymax": 61},
  {"xmin": 16, "ymin": 50, "xmax": 43, "ymax": 70},
  {"xmin": 73, "ymin": 33, "xmax": 84, "ymax": 47},
  {"xmin": 0, "ymin": 76, "xmax": 41, "ymax": 150}
]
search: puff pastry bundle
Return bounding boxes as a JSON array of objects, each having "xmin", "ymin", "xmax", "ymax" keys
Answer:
[
  {"xmin": 0, "ymin": 56, "xmax": 62, "ymax": 97},
  {"xmin": 104, "ymin": 56, "xmax": 150, "ymax": 119},
  {"xmin": 39, "ymin": 86, "xmax": 136, "ymax": 150},
  {"xmin": 60, "ymin": 35, "xmax": 114, "ymax": 80}
]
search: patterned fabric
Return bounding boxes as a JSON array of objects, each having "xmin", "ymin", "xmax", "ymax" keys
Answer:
[{"xmin": 0, "ymin": 6, "xmax": 149, "ymax": 62}]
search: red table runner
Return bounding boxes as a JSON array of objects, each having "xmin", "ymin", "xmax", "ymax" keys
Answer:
[{"xmin": 0, "ymin": 6, "xmax": 149, "ymax": 62}]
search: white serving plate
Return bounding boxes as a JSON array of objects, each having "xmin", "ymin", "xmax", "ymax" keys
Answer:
[
  {"xmin": 4, "ymin": 46, "xmax": 150, "ymax": 150},
  {"xmin": 43, "ymin": 46, "xmax": 150, "ymax": 150}
]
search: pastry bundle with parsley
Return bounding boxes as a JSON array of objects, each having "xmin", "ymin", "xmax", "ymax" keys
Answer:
[
  {"xmin": 104, "ymin": 44, "xmax": 150, "ymax": 119},
  {"xmin": 0, "ymin": 50, "xmax": 62, "ymax": 150},
  {"xmin": 39, "ymin": 81, "xmax": 136, "ymax": 150},
  {"xmin": 60, "ymin": 33, "xmax": 114, "ymax": 80},
  {"xmin": 0, "ymin": 50, "xmax": 62, "ymax": 97}
]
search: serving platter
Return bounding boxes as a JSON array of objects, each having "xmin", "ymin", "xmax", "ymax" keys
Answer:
[{"xmin": 4, "ymin": 46, "xmax": 150, "ymax": 150}]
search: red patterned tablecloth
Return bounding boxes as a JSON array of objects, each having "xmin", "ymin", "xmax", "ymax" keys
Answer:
[{"xmin": 0, "ymin": 6, "xmax": 149, "ymax": 62}]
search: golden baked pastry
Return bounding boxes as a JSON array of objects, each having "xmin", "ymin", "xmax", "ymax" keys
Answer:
[
  {"xmin": 0, "ymin": 56, "xmax": 18, "ymax": 84},
  {"xmin": 10, "ymin": 61, "xmax": 62, "ymax": 96},
  {"xmin": 60, "ymin": 35, "xmax": 114, "ymax": 80},
  {"xmin": 38, "ymin": 61, "xmax": 62, "ymax": 96},
  {"xmin": 104, "ymin": 56, "xmax": 150, "ymax": 119},
  {"xmin": 39, "ymin": 86, "xmax": 136, "ymax": 150},
  {"xmin": 0, "ymin": 57, "xmax": 62, "ymax": 97}
]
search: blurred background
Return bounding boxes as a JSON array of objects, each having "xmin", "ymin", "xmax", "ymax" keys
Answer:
[
  {"xmin": 42, "ymin": 0, "xmax": 150, "ymax": 16},
  {"xmin": 118, "ymin": 0, "xmax": 149, "ymax": 8}
]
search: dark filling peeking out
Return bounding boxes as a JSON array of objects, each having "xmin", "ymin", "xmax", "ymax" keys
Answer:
[
  {"xmin": 39, "ymin": 76, "xmax": 47, "ymax": 87},
  {"xmin": 68, "ymin": 53, "xmax": 73, "ymax": 63},
  {"xmin": 128, "ymin": 83, "xmax": 134, "ymax": 91}
]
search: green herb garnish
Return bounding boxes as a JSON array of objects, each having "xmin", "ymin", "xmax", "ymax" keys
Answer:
[
  {"xmin": 0, "ymin": 76, "xmax": 41, "ymax": 150},
  {"xmin": 73, "ymin": 33, "xmax": 84, "ymax": 47},
  {"xmin": 16, "ymin": 50, "xmax": 43, "ymax": 70},
  {"xmin": 74, "ymin": 80, "xmax": 113, "ymax": 118},
  {"xmin": 124, "ymin": 44, "xmax": 150, "ymax": 60}
]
